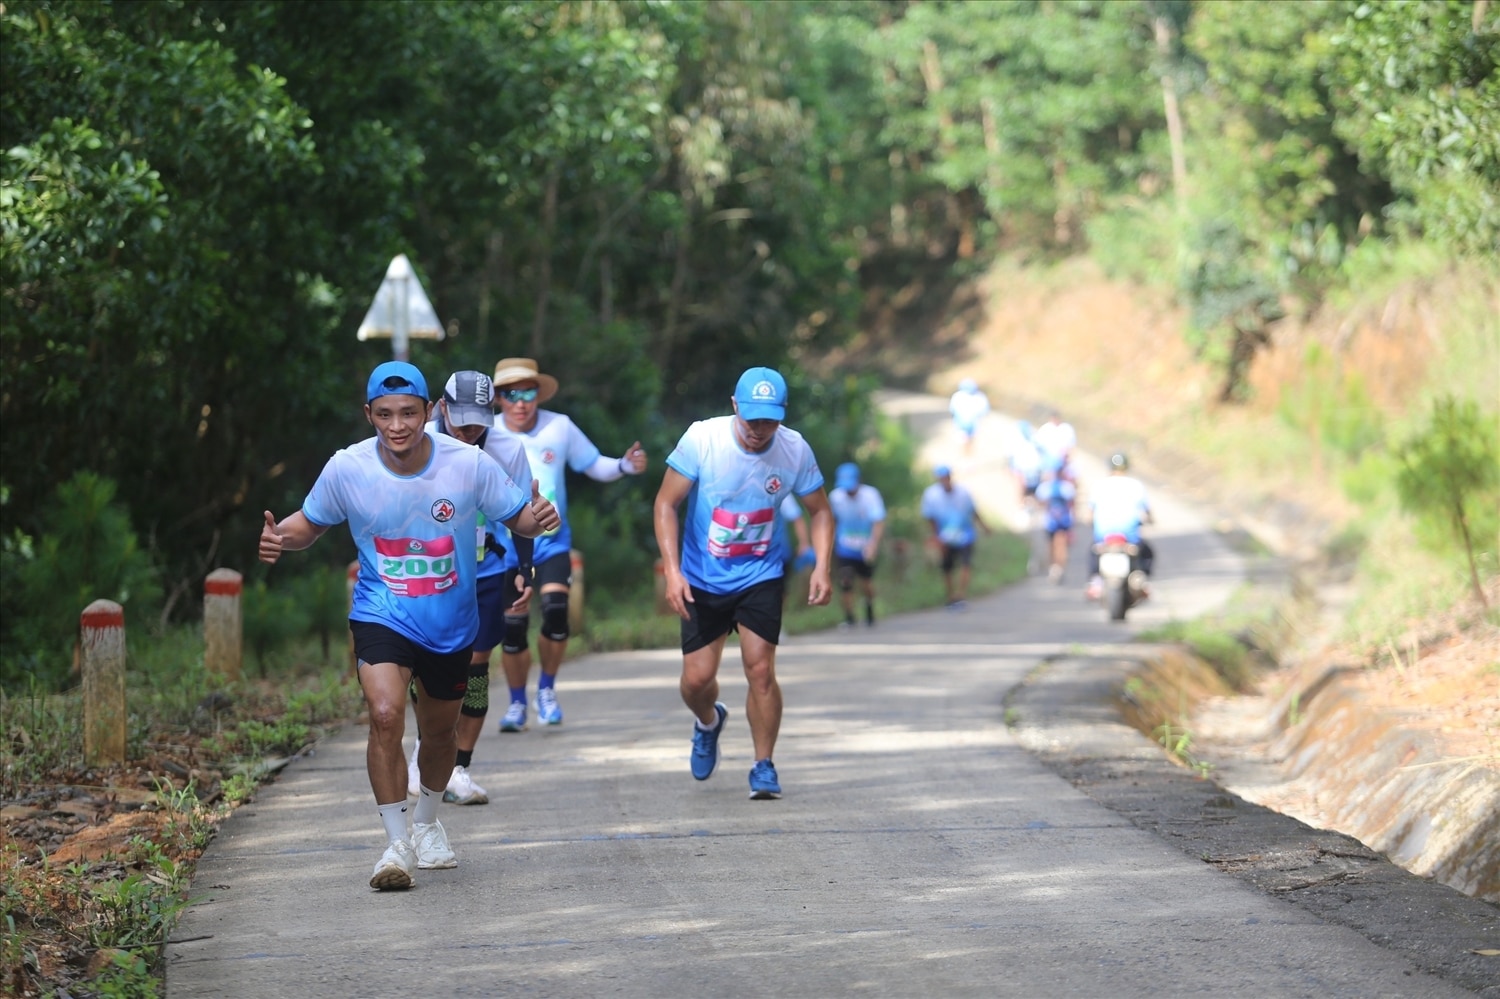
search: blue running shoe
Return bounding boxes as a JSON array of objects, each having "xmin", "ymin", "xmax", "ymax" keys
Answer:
[
  {"xmin": 748, "ymin": 759, "xmax": 781, "ymax": 799},
  {"xmin": 690, "ymin": 702, "xmax": 728, "ymax": 780},
  {"xmin": 498, "ymin": 700, "xmax": 527, "ymax": 733},
  {"xmin": 536, "ymin": 688, "xmax": 563, "ymax": 725}
]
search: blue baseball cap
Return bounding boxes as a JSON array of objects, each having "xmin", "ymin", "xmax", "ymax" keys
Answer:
[
  {"xmin": 933, "ymin": 465, "xmax": 952, "ymax": 479},
  {"xmin": 734, "ymin": 366, "xmax": 788, "ymax": 421},
  {"xmin": 367, "ymin": 361, "xmax": 429, "ymax": 404},
  {"xmin": 835, "ymin": 462, "xmax": 860, "ymax": 490}
]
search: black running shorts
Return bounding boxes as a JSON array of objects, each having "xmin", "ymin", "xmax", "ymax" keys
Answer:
[
  {"xmin": 680, "ymin": 577, "xmax": 784, "ymax": 653},
  {"xmin": 940, "ymin": 543, "xmax": 974, "ymax": 573},
  {"xmin": 501, "ymin": 550, "xmax": 574, "ymax": 611},
  {"xmin": 350, "ymin": 620, "xmax": 471, "ymax": 700}
]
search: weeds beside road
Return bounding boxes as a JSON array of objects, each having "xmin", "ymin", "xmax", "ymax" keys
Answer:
[{"xmin": 2, "ymin": 656, "xmax": 363, "ymax": 997}]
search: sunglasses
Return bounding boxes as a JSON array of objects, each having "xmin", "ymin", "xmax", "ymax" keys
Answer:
[{"xmin": 500, "ymin": 387, "xmax": 539, "ymax": 403}]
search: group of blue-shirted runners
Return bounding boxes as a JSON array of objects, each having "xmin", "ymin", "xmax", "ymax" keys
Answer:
[
  {"xmin": 260, "ymin": 363, "xmax": 1149, "ymax": 890},
  {"xmin": 260, "ymin": 359, "xmax": 847, "ymax": 890}
]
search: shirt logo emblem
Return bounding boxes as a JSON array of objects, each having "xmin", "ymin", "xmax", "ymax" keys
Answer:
[
  {"xmin": 541, "ymin": 448, "xmax": 556, "ymax": 464},
  {"xmin": 431, "ymin": 499, "xmax": 455, "ymax": 522},
  {"xmin": 765, "ymin": 474, "xmax": 783, "ymax": 495}
]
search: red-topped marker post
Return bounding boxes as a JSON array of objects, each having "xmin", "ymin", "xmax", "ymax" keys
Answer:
[
  {"xmin": 81, "ymin": 599, "xmax": 126, "ymax": 766},
  {"xmin": 204, "ymin": 569, "xmax": 243, "ymax": 681}
]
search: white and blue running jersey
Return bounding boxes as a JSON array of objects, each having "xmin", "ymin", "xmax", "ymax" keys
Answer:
[
  {"xmin": 301, "ymin": 433, "xmax": 529, "ymax": 653},
  {"xmin": 666, "ymin": 416, "xmax": 824, "ymax": 594},
  {"xmin": 1090, "ymin": 475, "xmax": 1150, "ymax": 543},
  {"xmin": 921, "ymin": 482, "xmax": 981, "ymax": 547},
  {"xmin": 426, "ymin": 415, "xmax": 533, "ymax": 580},
  {"xmin": 490, "ymin": 410, "xmax": 601, "ymax": 569},
  {"xmin": 829, "ymin": 484, "xmax": 886, "ymax": 560}
]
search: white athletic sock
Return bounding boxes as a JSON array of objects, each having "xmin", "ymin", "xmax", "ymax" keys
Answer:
[
  {"xmin": 695, "ymin": 715, "xmax": 718, "ymax": 732},
  {"xmin": 377, "ymin": 800, "xmax": 409, "ymax": 843},
  {"xmin": 414, "ymin": 785, "xmax": 441, "ymax": 825}
]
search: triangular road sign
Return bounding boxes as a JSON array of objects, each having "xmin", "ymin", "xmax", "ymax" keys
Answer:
[{"xmin": 357, "ymin": 254, "xmax": 444, "ymax": 347}]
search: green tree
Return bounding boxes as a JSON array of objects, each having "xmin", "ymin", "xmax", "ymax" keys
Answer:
[
  {"xmin": 0, "ymin": 473, "xmax": 160, "ymax": 689},
  {"xmin": 865, "ymin": 0, "xmax": 1165, "ymax": 253},
  {"xmin": 1394, "ymin": 396, "xmax": 1500, "ymax": 610},
  {"xmin": 1, "ymin": 1, "xmax": 385, "ymax": 598},
  {"xmin": 1180, "ymin": 220, "xmax": 1286, "ymax": 400},
  {"xmin": 1328, "ymin": 0, "xmax": 1500, "ymax": 254},
  {"xmin": 1183, "ymin": 0, "xmax": 1394, "ymax": 288}
]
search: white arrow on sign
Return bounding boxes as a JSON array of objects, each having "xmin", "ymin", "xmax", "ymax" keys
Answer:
[{"xmin": 357, "ymin": 254, "xmax": 444, "ymax": 360}]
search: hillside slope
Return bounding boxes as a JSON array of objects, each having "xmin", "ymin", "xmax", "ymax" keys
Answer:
[{"xmin": 834, "ymin": 253, "xmax": 1499, "ymax": 896}]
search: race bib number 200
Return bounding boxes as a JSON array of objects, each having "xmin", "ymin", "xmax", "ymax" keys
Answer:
[
  {"xmin": 375, "ymin": 535, "xmax": 459, "ymax": 596},
  {"xmin": 707, "ymin": 507, "xmax": 774, "ymax": 558}
]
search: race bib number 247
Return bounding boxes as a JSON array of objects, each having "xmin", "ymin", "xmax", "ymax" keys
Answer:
[{"xmin": 707, "ymin": 507, "xmax": 774, "ymax": 558}]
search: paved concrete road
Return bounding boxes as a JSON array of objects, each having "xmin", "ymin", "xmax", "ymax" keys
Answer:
[{"xmin": 167, "ymin": 398, "xmax": 1470, "ymax": 997}]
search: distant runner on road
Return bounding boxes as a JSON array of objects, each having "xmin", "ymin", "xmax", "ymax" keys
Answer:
[
  {"xmin": 653, "ymin": 366, "xmax": 833, "ymax": 800},
  {"xmin": 258, "ymin": 361, "xmax": 559, "ymax": 891},
  {"xmin": 921, "ymin": 465, "xmax": 993, "ymax": 610},
  {"xmin": 487, "ymin": 357, "xmax": 648, "ymax": 732},
  {"xmin": 1034, "ymin": 455, "xmax": 1077, "ymax": 584},
  {"xmin": 1033, "ymin": 408, "xmax": 1077, "ymax": 466},
  {"xmin": 948, "ymin": 378, "xmax": 990, "ymax": 456},
  {"xmin": 829, "ymin": 461, "xmax": 886, "ymax": 628}
]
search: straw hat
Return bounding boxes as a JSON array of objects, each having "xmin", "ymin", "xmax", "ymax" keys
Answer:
[{"xmin": 491, "ymin": 357, "xmax": 558, "ymax": 404}]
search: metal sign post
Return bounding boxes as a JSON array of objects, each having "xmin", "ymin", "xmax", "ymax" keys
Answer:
[{"xmin": 358, "ymin": 254, "xmax": 444, "ymax": 360}]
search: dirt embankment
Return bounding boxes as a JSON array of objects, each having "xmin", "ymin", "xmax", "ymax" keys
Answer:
[{"xmin": 837, "ymin": 253, "xmax": 1500, "ymax": 901}]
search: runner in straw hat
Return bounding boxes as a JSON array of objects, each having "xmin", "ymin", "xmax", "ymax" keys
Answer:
[{"xmin": 487, "ymin": 357, "xmax": 648, "ymax": 731}]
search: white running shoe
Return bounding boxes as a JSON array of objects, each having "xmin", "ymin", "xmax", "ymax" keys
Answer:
[
  {"xmin": 443, "ymin": 765, "xmax": 489, "ymax": 805},
  {"xmin": 370, "ymin": 839, "xmax": 416, "ymax": 890},
  {"xmin": 412, "ymin": 819, "xmax": 457, "ymax": 869},
  {"xmin": 406, "ymin": 742, "xmax": 422, "ymax": 798},
  {"xmin": 499, "ymin": 701, "xmax": 527, "ymax": 732}
]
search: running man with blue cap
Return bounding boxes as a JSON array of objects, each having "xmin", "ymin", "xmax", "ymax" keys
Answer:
[
  {"xmin": 829, "ymin": 461, "xmax": 886, "ymax": 628},
  {"xmin": 920, "ymin": 464, "xmax": 992, "ymax": 610},
  {"xmin": 404, "ymin": 370, "xmax": 538, "ymax": 808},
  {"xmin": 258, "ymin": 361, "xmax": 561, "ymax": 891},
  {"xmin": 653, "ymin": 366, "xmax": 834, "ymax": 799}
]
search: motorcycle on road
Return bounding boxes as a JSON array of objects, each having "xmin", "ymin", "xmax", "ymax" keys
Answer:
[{"xmin": 1093, "ymin": 533, "xmax": 1149, "ymax": 622}]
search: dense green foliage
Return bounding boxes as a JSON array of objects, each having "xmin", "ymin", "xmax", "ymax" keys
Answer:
[{"xmin": 2, "ymin": 0, "xmax": 1495, "ymax": 687}]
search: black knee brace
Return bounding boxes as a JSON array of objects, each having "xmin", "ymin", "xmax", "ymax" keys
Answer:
[
  {"xmin": 540, "ymin": 591, "xmax": 570, "ymax": 642},
  {"xmin": 460, "ymin": 661, "xmax": 490, "ymax": 718},
  {"xmin": 501, "ymin": 615, "xmax": 530, "ymax": 654}
]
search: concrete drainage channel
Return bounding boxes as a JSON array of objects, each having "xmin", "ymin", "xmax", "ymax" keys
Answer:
[
  {"xmin": 1006, "ymin": 649, "xmax": 1500, "ymax": 995},
  {"xmin": 1191, "ymin": 656, "xmax": 1500, "ymax": 901}
]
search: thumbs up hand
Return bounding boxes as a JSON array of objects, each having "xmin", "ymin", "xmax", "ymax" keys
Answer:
[
  {"xmin": 527, "ymin": 480, "xmax": 561, "ymax": 535},
  {"xmin": 259, "ymin": 511, "xmax": 284, "ymax": 565},
  {"xmin": 623, "ymin": 441, "xmax": 648, "ymax": 474}
]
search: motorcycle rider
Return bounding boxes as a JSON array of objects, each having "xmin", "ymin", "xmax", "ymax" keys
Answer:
[{"xmin": 1085, "ymin": 452, "xmax": 1153, "ymax": 601}]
